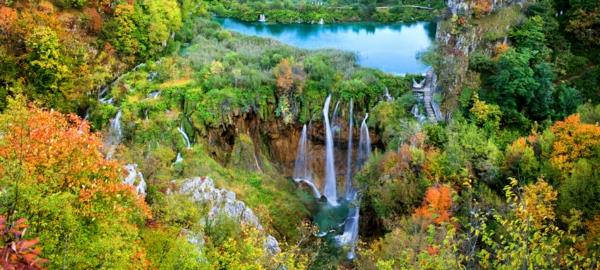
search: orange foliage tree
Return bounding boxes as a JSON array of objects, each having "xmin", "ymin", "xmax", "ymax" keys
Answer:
[
  {"xmin": 273, "ymin": 58, "xmax": 305, "ymax": 97},
  {"xmin": 473, "ymin": 0, "xmax": 492, "ymax": 17},
  {"xmin": 0, "ymin": 99, "xmax": 150, "ymax": 215},
  {"xmin": 0, "ymin": 99, "xmax": 150, "ymax": 268},
  {"xmin": 549, "ymin": 114, "xmax": 600, "ymax": 174},
  {"xmin": 414, "ymin": 185, "xmax": 454, "ymax": 225}
]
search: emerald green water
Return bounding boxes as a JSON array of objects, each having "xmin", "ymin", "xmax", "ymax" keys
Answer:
[{"xmin": 216, "ymin": 18, "xmax": 436, "ymax": 75}]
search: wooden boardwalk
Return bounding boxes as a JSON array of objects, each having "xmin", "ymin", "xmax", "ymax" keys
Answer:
[{"xmin": 412, "ymin": 70, "xmax": 438, "ymax": 121}]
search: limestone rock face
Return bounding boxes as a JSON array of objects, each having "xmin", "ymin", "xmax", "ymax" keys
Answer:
[
  {"xmin": 447, "ymin": 0, "xmax": 527, "ymax": 15},
  {"xmin": 180, "ymin": 177, "xmax": 280, "ymax": 255}
]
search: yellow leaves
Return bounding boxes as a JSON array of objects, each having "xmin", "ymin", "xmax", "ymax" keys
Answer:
[
  {"xmin": 518, "ymin": 179, "xmax": 557, "ymax": 228},
  {"xmin": 209, "ymin": 60, "xmax": 224, "ymax": 75},
  {"xmin": 469, "ymin": 93, "xmax": 502, "ymax": 127},
  {"xmin": 273, "ymin": 58, "xmax": 305, "ymax": 96},
  {"xmin": 274, "ymin": 58, "xmax": 293, "ymax": 93},
  {"xmin": 493, "ymin": 42, "xmax": 510, "ymax": 58},
  {"xmin": 549, "ymin": 114, "xmax": 600, "ymax": 175}
]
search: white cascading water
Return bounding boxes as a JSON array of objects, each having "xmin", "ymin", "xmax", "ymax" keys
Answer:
[
  {"xmin": 331, "ymin": 100, "xmax": 340, "ymax": 133},
  {"xmin": 344, "ymin": 100, "xmax": 354, "ymax": 200},
  {"xmin": 175, "ymin": 152, "xmax": 183, "ymax": 163},
  {"xmin": 259, "ymin": 14, "xmax": 266, "ymax": 23},
  {"xmin": 178, "ymin": 125, "xmax": 192, "ymax": 149},
  {"xmin": 411, "ymin": 104, "xmax": 427, "ymax": 123},
  {"xmin": 337, "ymin": 113, "xmax": 371, "ymax": 260},
  {"xmin": 147, "ymin": 91, "xmax": 160, "ymax": 99},
  {"xmin": 105, "ymin": 109, "xmax": 122, "ymax": 160},
  {"xmin": 335, "ymin": 190, "xmax": 360, "ymax": 259},
  {"xmin": 384, "ymin": 87, "xmax": 393, "ymax": 101},
  {"xmin": 292, "ymin": 97, "xmax": 372, "ymax": 260},
  {"xmin": 323, "ymin": 95, "xmax": 338, "ymax": 206},
  {"xmin": 357, "ymin": 114, "xmax": 372, "ymax": 169},
  {"xmin": 293, "ymin": 125, "xmax": 322, "ymax": 198},
  {"xmin": 123, "ymin": 164, "xmax": 146, "ymax": 197}
]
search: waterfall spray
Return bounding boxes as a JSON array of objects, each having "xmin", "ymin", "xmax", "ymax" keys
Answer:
[
  {"xmin": 293, "ymin": 125, "xmax": 321, "ymax": 198},
  {"xmin": 178, "ymin": 125, "xmax": 192, "ymax": 149},
  {"xmin": 335, "ymin": 190, "xmax": 360, "ymax": 259},
  {"xmin": 123, "ymin": 164, "xmax": 146, "ymax": 197},
  {"xmin": 105, "ymin": 110, "xmax": 122, "ymax": 160},
  {"xmin": 323, "ymin": 95, "xmax": 338, "ymax": 206},
  {"xmin": 294, "ymin": 125, "xmax": 310, "ymax": 181},
  {"xmin": 331, "ymin": 100, "xmax": 340, "ymax": 133},
  {"xmin": 357, "ymin": 114, "xmax": 372, "ymax": 169},
  {"xmin": 384, "ymin": 87, "xmax": 393, "ymax": 101}
]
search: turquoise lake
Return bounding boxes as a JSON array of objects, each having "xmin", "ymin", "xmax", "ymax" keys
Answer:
[{"xmin": 216, "ymin": 18, "xmax": 436, "ymax": 75}]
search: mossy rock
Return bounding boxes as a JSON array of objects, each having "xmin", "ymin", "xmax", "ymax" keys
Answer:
[{"xmin": 229, "ymin": 133, "xmax": 261, "ymax": 172}]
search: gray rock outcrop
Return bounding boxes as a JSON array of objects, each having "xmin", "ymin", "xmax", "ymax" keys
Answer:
[{"xmin": 180, "ymin": 177, "xmax": 281, "ymax": 255}]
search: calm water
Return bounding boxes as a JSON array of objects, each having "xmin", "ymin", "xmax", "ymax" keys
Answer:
[{"xmin": 216, "ymin": 18, "xmax": 436, "ymax": 75}]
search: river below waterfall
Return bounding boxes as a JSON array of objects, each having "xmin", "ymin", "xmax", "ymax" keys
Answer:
[{"xmin": 215, "ymin": 18, "xmax": 436, "ymax": 75}]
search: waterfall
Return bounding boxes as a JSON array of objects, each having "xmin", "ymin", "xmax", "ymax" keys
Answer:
[
  {"xmin": 293, "ymin": 125, "xmax": 321, "ymax": 198},
  {"xmin": 293, "ymin": 125, "xmax": 311, "ymax": 181},
  {"xmin": 331, "ymin": 100, "xmax": 340, "ymax": 133},
  {"xmin": 344, "ymin": 100, "xmax": 354, "ymax": 200},
  {"xmin": 259, "ymin": 14, "xmax": 266, "ymax": 23},
  {"xmin": 323, "ymin": 95, "xmax": 338, "ymax": 206},
  {"xmin": 123, "ymin": 164, "xmax": 146, "ymax": 197},
  {"xmin": 105, "ymin": 110, "xmax": 122, "ymax": 160},
  {"xmin": 411, "ymin": 104, "xmax": 427, "ymax": 123},
  {"xmin": 335, "ymin": 190, "xmax": 360, "ymax": 260},
  {"xmin": 178, "ymin": 125, "xmax": 192, "ymax": 149},
  {"xmin": 147, "ymin": 91, "xmax": 160, "ymax": 99},
  {"xmin": 318, "ymin": 18, "xmax": 324, "ymax": 25},
  {"xmin": 175, "ymin": 152, "xmax": 183, "ymax": 163},
  {"xmin": 98, "ymin": 86, "xmax": 113, "ymax": 104},
  {"xmin": 384, "ymin": 87, "xmax": 393, "ymax": 101},
  {"xmin": 357, "ymin": 114, "xmax": 372, "ymax": 169}
]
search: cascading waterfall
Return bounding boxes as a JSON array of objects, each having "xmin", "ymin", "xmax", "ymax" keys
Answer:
[
  {"xmin": 331, "ymin": 100, "xmax": 340, "ymax": 133},
  {"xmin": 411, "ymin": 104, "xmax": 427, "ymax": 122},
  {"xmin": 105, "ymin": 110, "xmax": 122, "ymax": 160},
  {"xmin": 293, "ymin": 125, "xmax": 322, "ymax": 198},
  {"xmin": 124, "ymin": 164, "xmax": 146, "ymax": 197},
  {"xmin": 384, "ymin": 87, "xmax": 393, "ymax": 101},
  {"xmin": 259, "ymin": 14, "xmax": 266, "ymax": 23},
  {"xmin": 292, "ymin": 97, "xmax": 372, "ymax": 260},
  {"xmin": 323, "ymin": 95, "xmax": 338, "ymax": 206},
  {"xmin": 337, "ymin": 113, "xmax": 371, "ymax": 260},
  {"xmin": 344, "ymin": 100, "xmax": 354, "ymax": 200},
  {"xmin": 178, "ymin": 125, "xmax": 192, "ymax": 149},
  {"xmin": 335, "ymin": 190, "xmax": 360, "ymax": 259},
  {"xmin": 175, "ymin": 152, "xmax": 183, "ymax": 163},
  {"xmin": 357, "ymin": 114, "xmax": 372, "ymax": 169},
  {"xmin": 293, "ymin": 125, "xmax": 311, "ymax": 181}
]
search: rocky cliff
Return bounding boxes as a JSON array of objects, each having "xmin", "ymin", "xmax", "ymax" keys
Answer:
[
  {"xmin": 436, "ymin": 1, "xmax": 528, "ymax": 116},
  {"xmin": 180, "ymin": 177, "xmax": 281, "ymax": 255}
]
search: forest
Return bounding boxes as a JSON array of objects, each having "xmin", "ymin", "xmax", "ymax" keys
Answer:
[{"xmin": 0, "ymin": 0, "xmax": 599, "ymax": 269}]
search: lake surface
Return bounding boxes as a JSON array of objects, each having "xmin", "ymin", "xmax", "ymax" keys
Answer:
[{"xmin": 216, "ymin": 18, "xmax": 436, "ymax": 75}]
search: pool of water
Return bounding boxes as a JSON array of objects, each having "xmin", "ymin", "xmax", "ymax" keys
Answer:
[{"xmin": 215, "ymin": 18, "xmax": 436, "ymax": 75}]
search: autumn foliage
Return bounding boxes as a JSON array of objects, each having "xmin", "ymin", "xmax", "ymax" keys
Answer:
[
  {"xmin": 0, "ymin": 101, "xmax": 150, "ymax": 268},
  {"xmin": 549, "ymin": 114, "xmax": 600, "ymax": 174},
  {"xmin": 414, "ymin": 185, "xmax": 454, "ymax": 225},
  {"xmin": 473, "ymin": 0, "xmax": 493, "ymax": 17}
]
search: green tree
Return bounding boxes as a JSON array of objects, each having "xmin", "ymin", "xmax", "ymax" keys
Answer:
[
  {"xmin": 103, "ymin": 4, "xmax": 140, "ymax": 59},
  {"xmin": 558, "ymin": 159, "xmax": 600, "ymax": 219},
  {"xmin": 25, "ymin": 26, "xmax": 70, "ymax": 102}
]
